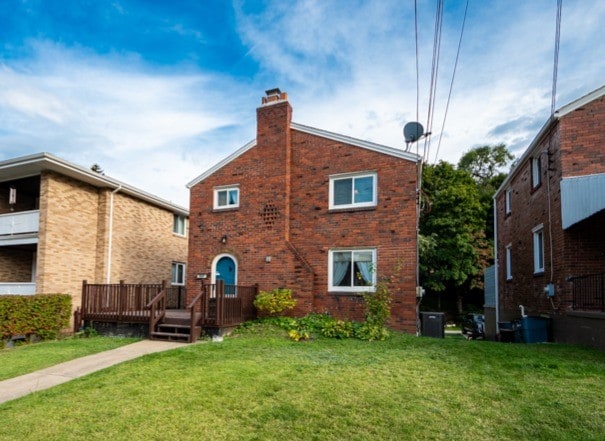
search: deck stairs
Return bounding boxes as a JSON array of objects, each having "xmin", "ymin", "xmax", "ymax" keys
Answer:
[{"xmin": 150, "ymin": 310, "xmax": 202, "ymax": 343}]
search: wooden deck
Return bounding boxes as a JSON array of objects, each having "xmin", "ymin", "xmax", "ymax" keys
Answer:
[{"xmin": 75, "ymin": 280, "xmax": 258, "ymax": 342}]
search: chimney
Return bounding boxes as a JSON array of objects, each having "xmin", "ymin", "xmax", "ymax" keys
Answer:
[{"xmin": 261, "ymin": 88, "xmax": 288, "ymax": 106}]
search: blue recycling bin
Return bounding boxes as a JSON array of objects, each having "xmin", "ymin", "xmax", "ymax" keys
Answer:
[{"xmin": 520, "ymin": 316, "xmax": 549, "ymax": 343}]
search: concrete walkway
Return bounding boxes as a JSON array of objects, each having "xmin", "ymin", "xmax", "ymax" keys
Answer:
[{"xmin": 0, "ymin": 340, "xmax": 187, "ymax": 405}]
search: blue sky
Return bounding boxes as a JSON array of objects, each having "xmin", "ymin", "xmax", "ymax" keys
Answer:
[{"xmin": 1, "ymin": 0, "xmax": 604, "ymax": 207}]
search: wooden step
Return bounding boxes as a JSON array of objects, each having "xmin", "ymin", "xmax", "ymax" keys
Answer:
[
  {"xmin": 150, "ymin": 331, "xmax": 190, "ymax": 341},
  {"xmin": 157, "ymin": 323, "xmax": 191, "ymax": 331}
]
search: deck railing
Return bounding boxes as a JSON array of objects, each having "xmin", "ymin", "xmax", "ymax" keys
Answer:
[
  {"xmin": 200, "ymin": 280, "xmax": 258, "ymax": 327},
  {"xmin": 570, "ymin": 273, "xmax": 605, "ymax": 312},
  {"xmin": 80, "ymin": 280, "xmax": 166, "ymax": 323}
]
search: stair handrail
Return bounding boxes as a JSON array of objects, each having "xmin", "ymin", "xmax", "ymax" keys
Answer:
[
  {"xmin": 187, "ymin": 287, "xmax": 205, "ymax": 343},
  {"xmin": 146, "ymin": 284, "xmax": 167, "ymax": 338}
]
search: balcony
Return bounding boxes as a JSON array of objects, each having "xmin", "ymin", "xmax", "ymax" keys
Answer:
[
  {"xmin": 0, "ymin": 210, "xmax": 39, "ymax": 245},
  {"xmin": 0, "ymin": 283, "xmax": 36, "ymax": 295}
]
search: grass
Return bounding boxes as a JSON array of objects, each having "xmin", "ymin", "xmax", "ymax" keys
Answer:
[
  {"xmin": 0, "ymin": 336, "xmax": 138, "ymax": 381},
  {"xmin": 0, "ymin": 324, "xmax": 604, "ymax": 440}
]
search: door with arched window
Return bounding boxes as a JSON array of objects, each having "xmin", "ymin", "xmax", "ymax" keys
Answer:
[{"xmin": 214, "ymin": 254, "xmax": 237, "ymax": 286}]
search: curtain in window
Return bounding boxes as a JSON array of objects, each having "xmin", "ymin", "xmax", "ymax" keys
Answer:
[
  {"xmin": 354, "ymin": 251, "xmax": 373, "ymax": 286},
  {"xmin": 332, "ymin": 252, "xmax": 351, "ymax": 286}
]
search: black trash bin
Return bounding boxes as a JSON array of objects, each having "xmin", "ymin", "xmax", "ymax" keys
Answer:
[{"xmin": 420, "ymin": 312, "xmax": 445, "ymax": 338}]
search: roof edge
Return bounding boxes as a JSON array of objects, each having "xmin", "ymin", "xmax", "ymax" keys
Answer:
[{"xmin": 0, "ymin": 152, "xmax": 188, "ymax": 216}]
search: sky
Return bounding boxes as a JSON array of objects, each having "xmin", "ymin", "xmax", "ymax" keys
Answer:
[{"xmin": 1, "ymin": 0, "xmax": 604, "ymax": 208}]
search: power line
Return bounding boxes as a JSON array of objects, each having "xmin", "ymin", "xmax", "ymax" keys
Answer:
[
  {"xmin": 423, "ymin": 0, "xmax": 444, "ymax": 163},
  {"xmin": 433, "ymin": 0, "xmax": 469, "ymax": 164},
  {"xmin": 551, "ymin": 0, "xmax": 563, "ymax": 115}
]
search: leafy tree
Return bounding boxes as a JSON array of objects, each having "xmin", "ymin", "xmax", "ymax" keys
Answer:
[
  {"xmin": 419, "ymin": 161, "xmax": 487, "ymax": 312},
  {"xmin": 458, "ymin": 144, "xmax": 514, "ymax": 243}
]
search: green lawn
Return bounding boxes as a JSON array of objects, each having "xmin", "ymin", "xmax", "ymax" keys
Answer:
[
  {"xmin": 0, "ymin": 324, "xmax": 604, "ymax": 441},
  {"xmin": 0, "ymin": 336, "xmax": 138, "ymax": 381}
]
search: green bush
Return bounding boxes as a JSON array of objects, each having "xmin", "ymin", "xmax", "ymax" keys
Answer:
[
  {"xmin": 0, "ymin": 294, "xmax": 72, "ymax": 340},
  {"xmin": 253, "ymin": 288, "xmax": 297, "ymax": 316}
]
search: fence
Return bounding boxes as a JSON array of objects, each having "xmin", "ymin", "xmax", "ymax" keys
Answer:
[{"xmin": 570, "ymin": 273, "xmax": 605, "ymax": 312}]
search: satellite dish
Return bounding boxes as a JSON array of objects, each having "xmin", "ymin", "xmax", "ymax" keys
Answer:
[{"xmin": 404, "ymin": 122, "xmax": 424, "ymax": 144}]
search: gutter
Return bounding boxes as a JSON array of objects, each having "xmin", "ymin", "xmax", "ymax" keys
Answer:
[
  {"xmin": 106, "ymin": 185, "xmax": 122, "ymax": 283},
  {"xmin": 493, "ymin": 197, "xmax": 500, "ymax": 337}
]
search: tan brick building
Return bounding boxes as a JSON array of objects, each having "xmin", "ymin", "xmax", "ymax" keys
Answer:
[
  {"xmin": 0, "ymin": 153, "xmax": 189, "ymax": 312},
  {"xmin": 492, "ymin": 85, "xmax": 605, "ymax": 349},
  {"xmin": 187, "ymin": 89, "xmax": 420, "ymax": 333}
]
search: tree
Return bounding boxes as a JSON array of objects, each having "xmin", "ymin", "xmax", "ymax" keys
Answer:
[
  {"xmin": 458, "ymin": 144, "xmax": 514, "ymax": 243},
  {"xmin": 419, "ymin": 161, "xmax": 487, "ymax": 313}
]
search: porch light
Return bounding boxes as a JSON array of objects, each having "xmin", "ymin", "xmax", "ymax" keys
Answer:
[{"xmin": 220, "ymin": 235, "xmax": 228, "ymax": 244}]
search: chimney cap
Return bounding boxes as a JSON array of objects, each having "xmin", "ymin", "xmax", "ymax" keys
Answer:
[
  {"xmin": 261, "ymin": 88, "xmax": 288, "ymax": 106},
  {"xmin": 265, "ymin": 88, "xmax": 282, "ymax": 97}
]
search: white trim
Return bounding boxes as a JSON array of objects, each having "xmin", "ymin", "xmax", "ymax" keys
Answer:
[
  {"xmin": 173, "ymin": 214, "xmax": 187, "ymax": 236},
  {"xmin": 505, "ymin": 188, "xmax": 512, "ymax": 215},
  {"xmin": 211, "ymin": 253, "xmax": 238, "ymax": 285},
  {"xmin": 171, "ymin": 262, "xmax": 186, "ymax": 286},
  {"xmin": 187, "ymin": 140, "xmax": 256, "ymax": 188},
  {"xmin": 213, "ymin": 185, "xmax": 240, "ymax": 210},
  {"xmin": 186, "ymin": 122, "xmax": 421, "ymax": 189},
  {"xmin": 328, "ymin": 248, "xmax": 377, "ymax": 292},
  {"xmin": 292, "ymin": 123, "xmax": 419, "ymax": 163},
  {"xmin": 555, "ymin": 84, "xmax": 605, "ymax": 118},
  {"xmin": 532, "ymin": 224, "xmax": 545, "ymax": 274},
  {"xmin": 496, "ymin": 85, "xmax": 605, "ymax": 198},
  {"xmin": 0, "ymin": 152, "xmax": 188, "ymax": 216},
  {"xmin": 505, "ymin": 243, "xmax": 512, "ymax": 280},
  {"xmin": 531, "ymin": 156, "xmax": 542, "ymax": 189},
  {"xmin": 329, "ymin": 171, "xmax": 377, "ymax": 209}
]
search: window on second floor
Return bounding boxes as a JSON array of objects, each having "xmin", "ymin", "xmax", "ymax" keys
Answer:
[
  {"xmin": 531, "ymin": 156, "xmax": 542, "ymax": 189},
  {"xmin": 329, "ymin": 172, "xmax": 377, "ymax": 209},
  {"xmin": 505, "ymin": 188, "xmax": 512, "ymax": 215},
  {"xmin": 171, "ymin": 262, "xmax": 186, "ymax": 285},
  {"xmin": 214, "ymin": 186, "xmax": 239, "ymax": 210},
  {"xmin": 173, "ymin": 215, "xmax": 186, "ymax": 236},
  {"xmin": 505, "ymin": 244, "xmax": 512, "ymax": 280},
  {"xmin": 532, "ymin": 225, "xmax": 545, "ymax": 274}
]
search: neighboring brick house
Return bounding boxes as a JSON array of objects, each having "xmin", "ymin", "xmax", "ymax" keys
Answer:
[
  {"xmin": 186, "ymin": 89, "xmax": 420, "ymax": 332},
  {"xmin": 492, "ymin": 85, "xmax": 605, "ymax": 349},
  {"xmin": 0, "ymin": 152, "xmax": 189, "ymax": 312}
]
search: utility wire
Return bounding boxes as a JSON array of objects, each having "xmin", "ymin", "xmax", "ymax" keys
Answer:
[
  {"xmin": 423, "ymin": 0, "xmax": 444, "ymax": 163},
  {"xmin": 433, "ymin": 0, "xmax": 469, "ymax": 164},
  {"xmin": 551, "ymin": 0, "xmax": 563, "ymax": 115}
]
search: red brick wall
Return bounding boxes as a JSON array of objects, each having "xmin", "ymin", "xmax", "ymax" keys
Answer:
[
  {"xmin": 496, "ymin": 93, "xmax": 605, "ymax": 321},
  {"xmin": 187, "ymin": 99, "xmax": 418, "ymax": 332},
  {"xmin": 559, "ymin": 95, "xmax": 605, "ymax": 177}
]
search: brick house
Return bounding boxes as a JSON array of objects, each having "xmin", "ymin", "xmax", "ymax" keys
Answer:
[
  {"xmin": 0, "ymin": 152, "xmax": 189, "ymax": 313},
  {"xmin": 186, "ymin": 89, "xmax": 420, "ymax": 332},
  {"xmin": 492, "ymin": 85, "xmax": 605, "ymax": 349}
]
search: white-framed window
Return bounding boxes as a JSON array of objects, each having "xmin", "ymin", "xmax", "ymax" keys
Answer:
[
  {"xmin": 328, "ymin": 248, "xmax": 376, "ymax": 292},
  {"xmin": 173, "ymin": 214, "xmax": 186, "ymax": 236},
  {"xmin": 505, "ymin": 188, "xmax": 512, "ymax": 215},
  {"xmin": 531, "ymin": 156, "xmax": 541, "ymax": 189},
  {"xmin": 532, "ymin": 224, "xmax": 544, "ymax": 273},
  {"xmin": 329, "ymin": 172, "xmax": 377, "ymax": 209},
  {"xmin": 171, "ymin": 262, "xmax": 186, "ymax": 285},
  {"xmin": 505, "ymin": 244, "xmax": 512, "ymax": 280},
  {"xmin": 214, "ymin": 186, "xmax": 239, "ymax": 209}
]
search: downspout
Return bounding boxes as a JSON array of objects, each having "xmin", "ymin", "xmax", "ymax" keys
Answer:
[
  {"xmin": 106, "ymin": 185, "xmax": 122, "ymax": 283},
  {"xmin": 493, "ymin": 195, "xmax": 500, "ymax": 337}
]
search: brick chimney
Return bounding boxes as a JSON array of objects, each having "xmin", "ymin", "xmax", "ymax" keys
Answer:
[{"xmin": 256, "ymin": 88, "xmax": 293, "ymax": 240}]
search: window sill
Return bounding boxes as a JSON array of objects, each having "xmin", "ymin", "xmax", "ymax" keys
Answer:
[
  {"xmin": 173, "ymin": 233, "xmax": 187, "ymax": 238},
  {"xmin": 530, "ymin": 183, "xmax": 542, "ymax": 194},
  {"xmin": 327, "ymin": 206, "xmax": 377, "ymax": 214},
  {"xmin": 212, "ymin": 207, "xmax": 239, "ymax": 213},
  {"xmin": 329, "ymin": 291, "xmax": 366, "ymax": 297},
  {"xmin": 533, "ymin": 271, "xmax": 545, "ymax": 277}
]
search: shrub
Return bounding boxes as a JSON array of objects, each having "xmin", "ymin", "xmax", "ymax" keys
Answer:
[
  {"xmin": 253, "ymin": 288, "xmax": 297, "ymax": 317},
  {"xmin": 0, "ymin": 294, "xmax": 72, "ymax": 340},
  {"xmin": 359, "ymin": 279, "xmax": 392, "ymax": 341}
]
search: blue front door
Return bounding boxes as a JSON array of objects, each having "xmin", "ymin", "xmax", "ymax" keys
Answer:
[{"xmin": 216, "ymin": 256, "xmax": 236, "ymax": 286}]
